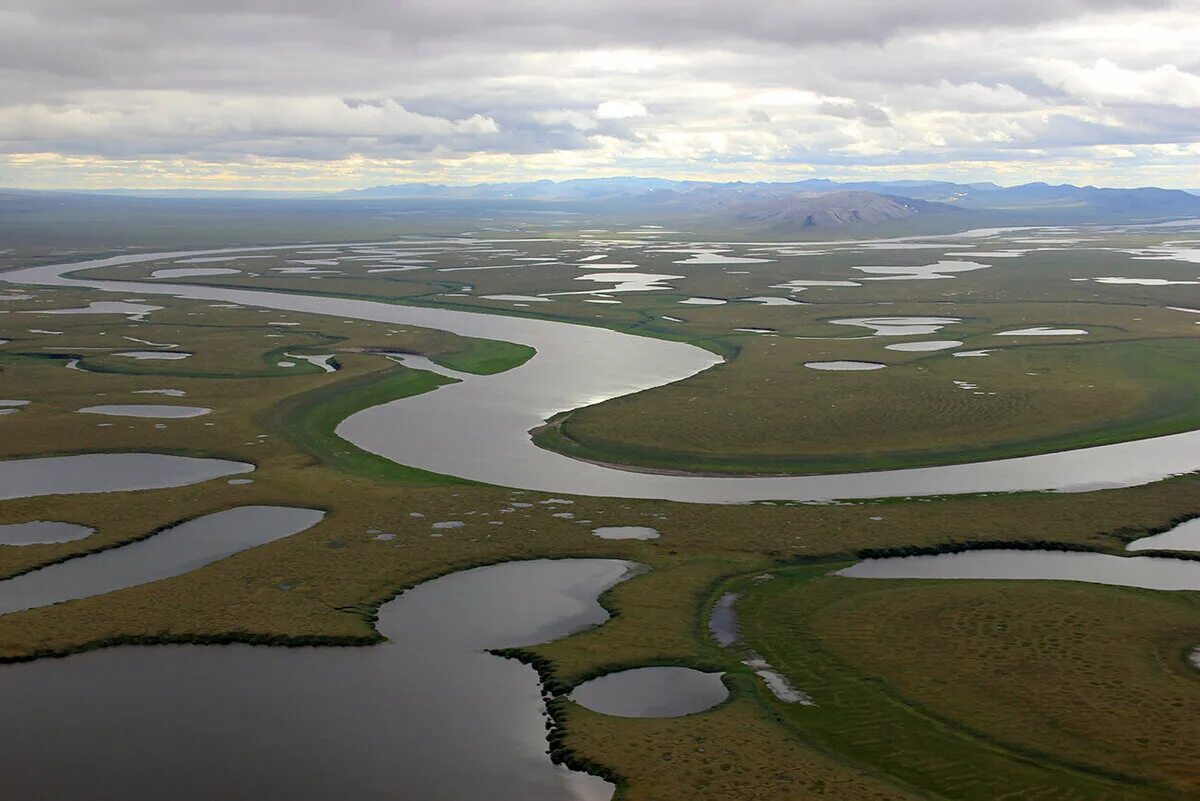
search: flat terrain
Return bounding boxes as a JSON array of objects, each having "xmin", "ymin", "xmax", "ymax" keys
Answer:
[
  {"xmin": 1, "ymin": 220, "xmax": 1198, "ymax": 800},
  {"xmin": 72, "ymin": 231, "xmax": 1200, "ymax": 475},
  {"xmin": 736, "ymin": 566, "xmax": 1200, "ymax": 799}
]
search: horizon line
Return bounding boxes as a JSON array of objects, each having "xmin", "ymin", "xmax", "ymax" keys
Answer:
[{"xmin": 4, "ymin": 176, "xmax": 1198, "ymax": 195}]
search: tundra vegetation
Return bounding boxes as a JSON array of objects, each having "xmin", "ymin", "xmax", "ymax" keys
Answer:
[{"xmin": 1, "ymin": 220, "xmax": 1198, "ymax": 800}]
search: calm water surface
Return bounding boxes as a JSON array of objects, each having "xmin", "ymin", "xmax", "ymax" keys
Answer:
[
  {"xmin": 591, "ymin": 525, "xmax": 659, "ymax": 540},
  {"xmin": 709, "ymin": 592, "xmax": 739, "ymax": 646},
  {"xmin": 1126, "ymin": 518, "xmax": 1200, "ymax": 553},
  {"xmin": 804, "ymin": 360, "xmax": 887, "ymax": 371},
  {"xmin": 8, "ymin": 247, "xmax": 1200, "ymax": 503},
  {"xmin": 0, "ymin": 559, "xmax": 629, "ymax": 801},
  {"xmin": 77, "ymin": 404, "xmax": 212, "ymax": 418},
  {"xmin": 571, "ymin": 667, "xmax": 728, "ymax": 717},
  {"xmin": 0, "ymin": 521, "xmax": 93, "ymax": 545},
  {"xmin": 0, "ymin": 453, "xmax": 252, "ymax": 500},
  {"xmin": 837, "ymin": 549, "xmax": 1200, "ymax": 591},
  {"xmin": 114, "ymin": 350, "xmax": 193, "ymax": 360},
  {"xmin": 0, "ymin": 506, "xmax": 323, "ymax": 615}
]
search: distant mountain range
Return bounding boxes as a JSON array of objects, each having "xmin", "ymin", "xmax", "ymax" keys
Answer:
[
  {"xmin": 9, "ymin": 177, "xmax": 1200, "ymax": 234},
  {"xmin": 342, "ymin": 177, "xmax": 1200, "ymax": 229},
  {"xmin": 636, "ymin": 188, "xmax": 957, "ymax": 231}
]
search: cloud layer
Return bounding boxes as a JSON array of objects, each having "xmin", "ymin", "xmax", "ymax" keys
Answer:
[{"xmin": 1, "ymin": 0, "xmax": 1197, "ymax": 188}]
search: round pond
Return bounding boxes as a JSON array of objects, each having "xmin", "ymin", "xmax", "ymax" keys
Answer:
[{"xmin": 571, "ymin": 667, "xmax": 727, "ymax": 718}]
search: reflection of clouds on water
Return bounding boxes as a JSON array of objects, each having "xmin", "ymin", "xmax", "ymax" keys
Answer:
[
  {"xmin": 831, "ymin": 316, "xmax": 960, "ymax": 336},
  {"xmin": 30, "ymin": 301, "xmax": 162, "ymax": 321},
  {"xmin": 839, "ymin": 549, "xmax": 1200, "ymax": 591},
  {"xmin": 1087, "ymin": 276, "xmax": 1199, "ymax": 286},
  {"xmin": 671, "ymin": 252, "xmax": 774, "ymax": 265},
  {"xmin": 547, "ymin": 272, "xmax": 682, "ymax": 296},
  {"xmin": 14, "ymin": 237, "xmax": 1200, "ymax": 504},
  {"xmin": 1123, "ymin": 246, "xmax": 1200, "ymax": 265},
  {"xmin": 1127, "ymin": 518, "xmax": 1200, "ymax": 553},
  {"xmin": 115, "ymin": 350, "xmax": 192, "ymax": 360},
  {"xmin": 175, "ymin": 256, "xmax": 272, "ymax": 264},
  {"xmin": 481, "ymin": 294, "xmax": 552, "ymax": 303},
  {"xmin": 885, "ymin": 340, "xmax": 963, "ymax": 352},
  {"xmin": 77, "ymin": 404, "xmax": 211, "ymax": 419},
  {"xmin": 853, "ymin": 260, "xmax": 989, "ymax": 281},
  {"xmin": 737, "ymin": 295, "xmax": 805, "ymax": 306},
  {"xmin": 804, "ymin": 361, "xmax": 887, "ymax": 371},
  {"xmin": 995, "ymin": 327, "xmax": 1087, "ymax": 336},
  {"xmin": 770, "ymin": 279, "xmax": 862, "ymax": 291},
  {"xmin": 152, "ymin": 267, "xmax": 241, "ymax": 279}
]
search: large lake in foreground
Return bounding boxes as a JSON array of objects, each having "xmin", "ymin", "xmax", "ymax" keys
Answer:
[{"xmin": 0, "ymin": 559, "xmax": 627, "ymax": 801}]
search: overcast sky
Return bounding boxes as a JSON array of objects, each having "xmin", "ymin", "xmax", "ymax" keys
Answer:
[{"xmin": 1, "ymin": 0, "xmax": 1198, "ymax": 189}]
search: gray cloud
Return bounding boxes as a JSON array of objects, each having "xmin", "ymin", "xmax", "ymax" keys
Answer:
[
  {"xmin": 817, "ymin": 100, "xmax": 892, "ymax": 127},
  {"xmin": 0, "ymin": 0, "xmax": 1196, "ymax": 186}
]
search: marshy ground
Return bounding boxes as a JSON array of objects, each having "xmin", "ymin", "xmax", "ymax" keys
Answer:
[{"xmin": 1, "ymin": 223, "xmax": 1198, "ymax": 799}]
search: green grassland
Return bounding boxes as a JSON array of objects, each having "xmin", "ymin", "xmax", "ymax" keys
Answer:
[
  {"xmin": 2, "ymin": 231, "xmax": 1200, "ymax": 800},
  {"xmin": 734, "ymin": 567, "xmax": 1200, "ymax": 798},
  {"xmin": 539, "ymin": 334, "xmax": 1200, "ymax": 474}
]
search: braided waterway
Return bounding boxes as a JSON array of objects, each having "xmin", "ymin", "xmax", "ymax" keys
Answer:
[
  {"xmin": 4, "ymin": 243, "xmax": 1200, "ymax": 798},
  {"xmin": 6, "ymin": 244, "xmax": 1200, "ymax": 503}
]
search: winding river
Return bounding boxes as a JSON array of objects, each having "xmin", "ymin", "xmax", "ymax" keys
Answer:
[
  {"xmin": 5, "ymin": 244, "xmax": 1200, "ymax": 503},
  {"xmin": 3, "ymin": 241, "xmax": 1199, "ymax": 799}
]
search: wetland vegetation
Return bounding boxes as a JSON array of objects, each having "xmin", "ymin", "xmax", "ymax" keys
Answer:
[{"xmin": 1, "ymin": 219, "xmax": 1198, "ymax": 800}]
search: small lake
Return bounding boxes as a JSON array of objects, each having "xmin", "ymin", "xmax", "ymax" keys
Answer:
[
  {"xmin": 0, "ymin": 454, "xmax": 252, "ymax": 500},
  {"xmin": 737, "ymin": 296, "xmax": 803, "ymax": 306},
  {"xmin": 0, "ymin": 521, "xmax": 93, "ymax": 546},
  {"xmin": 837, "ymin": 549, "xmax": 1200, "ymax": 591},
  {"xmin": 995, "ymin": 327, "xmax": 1088, "ymax": 337},
  {"xmin": 709, "ymin": 592, "xmax": 739, "ymax": 646},
  {"xmin": 31, "ymin": 301, "xmax": 162, "ymax": 320},
  {"xmin": 0, "ymin": 400, "xmax": 29, "ymax": 416},
  {"xmin": 571, "ymin": 667, "xmax": 728, "ymax": 717},
  {"xmin": 481, "ymin": 294, "xmax": 552, "ymax": 303},
  {"xmin": 77, "ymin": 405, "xmax": 212, "ymax": 419},
  {"xmin": 151, "ymin": 267, "xmax": 242, "ymax": 279},
  {"xmin": 114, "ymin": 351, "xmax": 193, "ymax": 360},
  {"xmin": 0, "ymin": 559, "xmax": 629, "ymax": 801},
  {"xmin": 885, "ymin": 340, "xmax": 963, "ymax": 352},
  {"xmin": 285, "ymin": 353, "xmax": 338, "ymax": 373},
  {"xmin": 591, "ymin": 526, "xmax": 659, "ymax": 540},
  {"xmin": 1127, "ymin": 518, "xmax": 1200, "ymax": 553},
  {"xmin": 831, "ymin": 316, "xmax": 960, "ymax": 336},
  {"xmin": 852, "ymin": 260, "xmax": 987, "ymax": 281},
  {"xmin": 804, "ymin": 361, "xmax": 887, "ymax": 371},
  {"xmin": 0, "ymin": 506, "xmax": 324, "ymax": 615}
]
